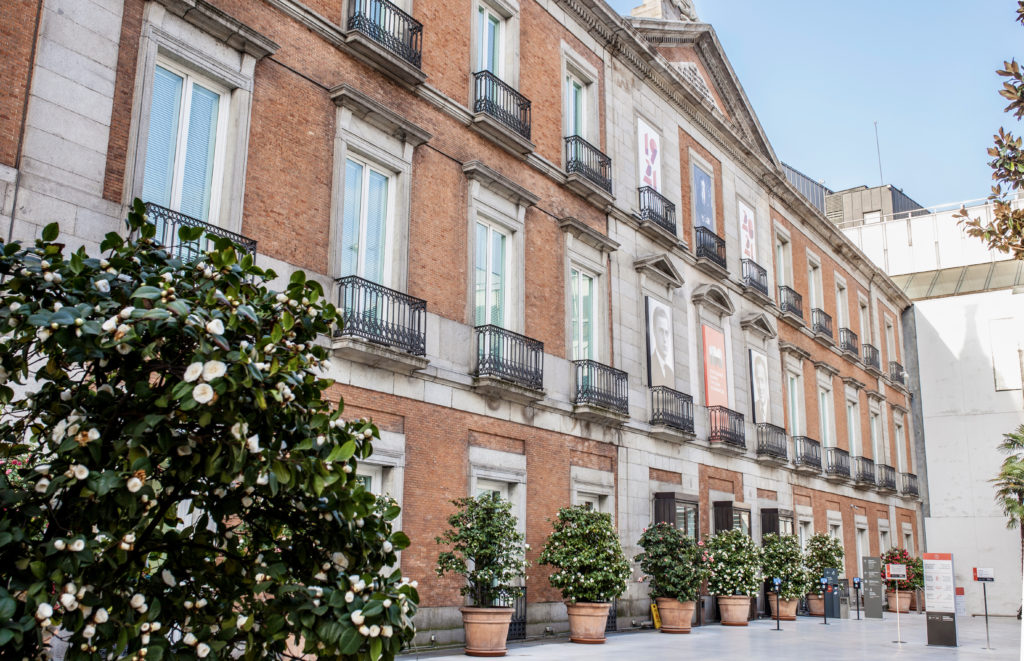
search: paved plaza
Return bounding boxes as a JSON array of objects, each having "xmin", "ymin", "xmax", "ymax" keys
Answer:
[{"xmin": 407, "ymin": 613, "xmax": 1022, "ymax": 660}]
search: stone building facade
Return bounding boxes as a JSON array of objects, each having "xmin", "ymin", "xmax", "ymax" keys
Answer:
[{"xmin": 0, "ymin": 0, "xmax": 922, "ymax": 642}]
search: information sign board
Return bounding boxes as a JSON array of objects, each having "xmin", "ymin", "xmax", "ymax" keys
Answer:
[
  {"xmin": 886, "ymin": 563, "xmax": 907, "ymax": 580},
  {"xmin": 862, "ymin": 557, "xmax": 883, "ymax": 619},
  {"xmin": 923, "ymin": 552, "xmax": 958, "ymax": 647},
  {"xmin": 973, "ymin": 567, "xmax": 994, "ymax": 582}
]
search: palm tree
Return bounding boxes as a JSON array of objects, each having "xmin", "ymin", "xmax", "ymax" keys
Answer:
[{"xmin": 992, "ymin": 425, "xmax": 1024, "ymax": 618}]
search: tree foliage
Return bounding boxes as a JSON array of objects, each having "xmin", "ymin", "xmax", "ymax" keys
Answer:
[
  {"xmin": 0, "ymin": 201, "xmax": 418, "ymax": 659},
  {"xmin": 700, "ymin": 529, "xmax": 762, "ymax": 597},
  {"xmin": 955, "ymin": 2, "xmax": 1024, "ymax": 257},
  {"xmin": 539, "ymin": 506, "xmax": 630, "ymax": 604},
  {"xmin": 803, "ymin": 533, "xmax": 843, "ymax": 594},
  {"xmin": 634, "ymin": 522, "xmax": 705, "ymax": 602},
  {"xmin": 760, "ymin": 533, "xmax": 810, "ymax": 600}
]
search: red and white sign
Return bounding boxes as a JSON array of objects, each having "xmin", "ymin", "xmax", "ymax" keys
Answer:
[
  {"xmin": 702, "ymin": 325, "xmax": 728, "ymax": 407},
  {"xmin": 885, "ymin": 563, "xmax": 907, "ymax": 580},
  {"xmin": 973, "ymin": 567, "xmax": 994, "ymax": 582},
  {"xmin": 923, "ymin": 553, "xmax": 955, "ymax": 612},
  {"xmin": 637, "ymin": 118, "xmax": 660, "ymax": 192},
  {"xmin": 738, "ymin": 200, "xmax": 756, "ymax": 261}
]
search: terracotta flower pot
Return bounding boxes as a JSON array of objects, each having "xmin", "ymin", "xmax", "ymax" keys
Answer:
[
  {"xmin": 655, "ymin": 598, "xmax": 695, "ymax": 633},
  {"xmin": 806, "ymin": 594, "xmax": 825, "ymax": 616},
  {"xmin": 768, "ymin": 596, "xmax": 799, "ymax": 621},
  {"xmin": 886, "ymin": 591, "xmax": 911, "ymax": 614},
  {"xmin": 717, "ymin": 595, "xmax": 751, "ymax": 626},
  {"xmin": 565, "ymin": 601, "xmax": 610, "ymax": 644},
  {"xmin": 460, "ymin": 607, "xmax": 513, "ymax": 657}
]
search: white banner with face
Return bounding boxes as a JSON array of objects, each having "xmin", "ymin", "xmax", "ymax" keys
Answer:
[{"xmin": 646, "ymin": 297, "xmax": 674, "ymax": 388}]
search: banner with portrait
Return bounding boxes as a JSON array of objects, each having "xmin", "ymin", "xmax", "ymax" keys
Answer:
[
  {"xmin": 749, "ymin": 348, "xmax": 770, "ymax": 423},
  {"xmin": 646, "ymin": 297, "xmax": 674, "ymax": 388},
  {"xmin": 638, "ymin": 118, "xmax": 660, "ymax": 191},
  {"xmin": 693, "ymin": 164, "xmax": 714, "ymax": 230},
  {"xmin": 702, "ymin": 324, "xmax": 727, "ymax": 407},
  {"xmin": 738, "ymin": 199, "xmax": 756, "ymax": 260}
]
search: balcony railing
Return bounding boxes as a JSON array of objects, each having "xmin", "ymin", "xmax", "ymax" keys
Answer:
[
  {"xmin": 778, "ymin": 286, "xmax": 803, "ymax": 319},
  {"xmin": 889, "ymin": 361, "xmax": 905, "ymax": 385},
  {"xmin": 877, "ymin": 464, "xmax": 897, "ymax": 490},
  {"xmin": 811, "ymin": 308, "xmax": 833, "ymax": 338},
  {"xmin": 853, "ymin": 456, "xmax": 875, "ymax": 484},
  {"xmin": 565, "ymin": 135, "xmax": 612, "ymax": 194},
  {"xmin": 473, "ymin": 70, "xmax": 531, "ymax": 140},
  {"xmin": 573, "ymin": 360, "xmax": 628, "ymax": 415},
  {"xmin": 793, "ymin": 436, "xmax": 822, "ymax": 469},
  {"xmin": 756, "ymin": 423, "xmax": 788, "ymax": 460},
  {"xmin": 902, "ymin": 472, "xmax": 920, "ymax": 496},
  {"xmin": 638, "ymin": 186, "xmax": 676, "ymax": 234},
  {"xmin": 475, "ymin": 325, "xmax": 543, "ymax": 391},
  {"xmin": 741, "ymin": 259, "xmax": 769, "ymax": 297},
  {"xmin": 863, "ymin": 344, "xmax": 880, "ymax": 370},
  {"xmin": 825, "ymin": 447, "xmax": 851, "ymax": 478},
  {"xmin": 650, "ymin": 386, "xmax": 694, "ymax": 433},
  {"xmin": 144, "ymin": 202, "xmax": 257, "ymax": 261},
  {"xmin": 334, "ymin": 275, "xmax": 426, "ymax": 356},
  {"xmin": 695, "ymin": 227, "xmax": 726, "ymax": 270},
  {"xmin": 347, "ymin": 0, "xmax": 423, "ymax": 68},
  {"xmin": 839, "ymin": 328, "xmax": 859, "ymax": 356},
  {"xmin": 708, "ymin": 406, "xmax": 745, "ymax": 449}
]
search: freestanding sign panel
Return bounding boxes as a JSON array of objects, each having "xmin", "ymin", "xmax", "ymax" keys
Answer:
[
  {"xmin": 923, "ymin": 552, "xmax": 958, "ymax": 647},
  {"xmin": 862, "ymin": 557, "xmax": 884, "ymax": 619}
]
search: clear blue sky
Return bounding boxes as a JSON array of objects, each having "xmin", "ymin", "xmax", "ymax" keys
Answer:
[{"xmin": 605, "ymin": 0, "xmax": 1022, "ymax": 207}]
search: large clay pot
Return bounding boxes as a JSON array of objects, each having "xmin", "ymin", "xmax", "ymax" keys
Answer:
[
  {"xmin": 717, "ymin": 595, "xmax": 751, "ymax": 626},
  {"xmin": 655, "ymin": 598, "xmax": 696, "ymax": 633},
  {"xmin": 886, "ymin": 591, "xmax": 911, "ymax": 614},
  {"xmin": 768, "ymin": 596, "xmax": 799, "ymax": 621},
  {"xmin": 565, "ymin": 601, "xmax": 611, "ymax": 644},
  {"xmin": 460, "ymin": 607, "xmax": 513, "ymax": 657},
  {"xmin": 806, "ymin": 594, "xmax": 825, "ymax": 616}
]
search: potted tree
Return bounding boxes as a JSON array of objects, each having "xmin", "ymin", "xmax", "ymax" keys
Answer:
[
  {"xmin": 702, "ymin": 529, "xmax": 762, "ymax": 626},
  {"xmin": 539, "ymin": 506, "xmax": 631, "ymax": 644},
  {"xmin": 635, "ymin": 522, "xmax": 705, "ymax": 633},
  {"xmin": 436, "ymin": 492, "xmax": 528, "ymax": 657},
  {"xmin": 804, "ymin": 533, "xmax": 844, "ymax": 616},
  {"xmin": 880, "ymin": 547, "xmax": 914, "ymax": 613},
  {"xmin": 760, "ymin": 533, "xmax": 809, "ymax": 621}
]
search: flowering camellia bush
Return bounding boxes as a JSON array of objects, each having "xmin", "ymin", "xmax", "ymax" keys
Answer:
[
  {"xmin": 0, "ymin": 202, "xmax": 418, "ymax": 659},
  {"xmin": 880, "ymin": 547, "xmax": 917, "ymax": 592},
  {"xmin": 804, "ymin": 533, "xmax": 844, "ymax": 594},
  {"xmin": 539, "ymin": 506, "xmax": 630, "ymax": 604},
  {"xmin": 634, "ymin": 523, "xmax": 705, "ymax": 602},
  {"xmin": 760, "ymin": 534, "xmax": 809, "ymax": 600},
  {"xmin": 435, "ymin": 492, "xmax": 527, "ymax": 606},
  {"xmin": 701, "ymin": 529, "xmax": 761, "ymax": 597}
]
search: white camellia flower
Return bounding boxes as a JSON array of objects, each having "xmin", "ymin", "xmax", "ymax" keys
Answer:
[
  {"xmin": 35, "ymin": 603, "xmax": 53, "ymax": 620},
  {"xmin": 59, "ymin": 593, "xmax": 78, "ymax": 610},
  {"xmin": 35, "ymin": 478, "xmax": 50, "ymax": 493},
  {"xmin": 73, "ymin": 465, "xmax": 89, "ymax": 481},
  {"xmin": 119, "ymin": 306, "xmax": 135, "ymax": 320},
  {"xmin": 382, "ymin": 541, "xmax": 393, "ymax": 553},
  {"xmin": 161, "ymin": 570, "xmax": 176, "ymax": 587},
  {"xmin": 130, "ymin": 594, "xmax": 145, "ymax": 609},
  {"xmin": 126, "ymin": 477, "xmax": 143, "ymax": 493},
  {"xmin": 183, "ymin": 362, "xmax": 203, "ymax": 382},
  {"xmin": 93, "ymin": 279, "xmax": 110, "ymax": 294},
  {"xmin": 246, "ymin": 435, "xmax": 261, "ymax": 453},
  {"xmin": 381, "ymin": 625, "xmax": 393, "ymax": 638},
  {"xmin": 344, "ymin": 591, "xmax": 354, "ymax": 604},
  {"xmin": 205, "ymin": 319, "xmax": 225, "ymax": 336},
  {"xmin": 53, "ymin": 539, "xmax": 66, "ymax": 551},
  {"xmin": 35, "ymin": 464, "xmax": 51, "ymax": 475},
  {"xmin": 202, "ymin": 360, "xmax": 227, "ymax": 381},
  {"xmin": 358, "ymin": 625, "xmax": 370, "ymax": 636},
  {"xmin": 369, "ymin": 625, "xmax": 380, "ymax": 638},
  {"xmin": 183, "ymin": 632, "xmax": 197, "ymax": 646},
  {"xmin": 196, "ymin": 643, "xmax": 211, "ymax": 658},
  {"xmin": 83, "ymin": 624, "xmax": 96, "ymax": 639},
  {"xmin": 94, "ymin": 608, "xmax": 108, "ymax": 624},
  {"xmin": 236, "ymin": 614, "xmax": 248, "ymax": 630},
  {"xmin": 69, "ymin": 539, "xmax": 85, "ymax": 552},
  {"xmin": 350, "ymin": 610, "xmax": 365, "ymax": 626},
  {"xmin": 192, "ymin": 383, "xmax": 214, "ymax": 404}
]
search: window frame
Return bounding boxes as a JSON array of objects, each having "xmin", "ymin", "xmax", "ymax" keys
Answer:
[
  {"xmin": 569, "ymin": 263, "xmax": 599, "ymax": 362},
  {"xmin": 339, "ymin": 154, "xmax": 397, "ymax": 285},
  {"xmin": 807, "ymin": 254, "xmax": 823, "ymax": 309},
  {"xmin": 818, "ymin": 385, "xmax": 835, "ymax": 447},
  {"xmin": 774, "ymin": 226, "xmax": 792, "ymax": 287},
  {"xmin": 474, "ymin": 218, "xmax": 512, "ymax": 327},
  {"xmin": 471, "ymin": 0, "xmax": 519, "ymax": 87},
  {"xmin": 835, "ymin": 276, "xmax": 848, "ymax": 328},
  {"xmin": 786, "ymin": 370, "xmax": 804, "ymax": 436},
  {"xmin": 846, "ymin": 396, "xmax": 860, "ymax": 456}
]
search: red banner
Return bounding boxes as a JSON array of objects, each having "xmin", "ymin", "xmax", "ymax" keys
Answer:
[{"xmin": 702, "ymin": 325, "xmax": 728, "ymax": 407}]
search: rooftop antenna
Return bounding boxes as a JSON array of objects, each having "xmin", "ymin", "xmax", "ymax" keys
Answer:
[{"xmin": 874, "ymin": 121, "xmax": 884, "ymax": 185}]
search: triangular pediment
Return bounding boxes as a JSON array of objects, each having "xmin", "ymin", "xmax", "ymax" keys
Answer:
[
  {"xmin": 634, "ymin": 254, "xmax": 683, "ymax": 289},
  {"xmin": 691, "ymin": 283, "xmax": 734, "ymax": 317},
  {"xmin": 740, "ymin": 312, "xmax": 777, "ymax": 340}
]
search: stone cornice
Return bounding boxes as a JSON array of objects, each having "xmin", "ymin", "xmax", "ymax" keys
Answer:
[
  {"xmin": 558, "ymin": 217, "xmax": 620, "ymax": 253},
  {"xmin": 330, "ymin": 84, "xmax": 432, "ymax": 146},
  {"xmin": 160, "ymin": 0, "xmax": 279, "ymax": 58},
  {"xmin": 462, "ymin": 161, "xmax": 540, "ymax": 208}
]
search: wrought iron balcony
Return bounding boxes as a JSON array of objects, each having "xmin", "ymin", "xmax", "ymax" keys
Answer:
[
  {"xmin": 825, "ymin": 447, "xmax": 851, "ymax": 478},
  {"xmin": 650, "ymin": 386, "xmax": 694, "ymax": 434},
  {"xmin": 473, "ymin": 70, "xmax": 531, "ymax": 140},
  {"xmin": 573, "ymin": 360, "xmax": 628, "ymax": 415},
  {"xmin": 638, "ymin": 186, "xmax": 676, "ymax": 235},
  {"xmin": 334, "ymin": 275, "xmax": 426, "ymax": 356},
  {"xmin": 839, "ymin": 328, "xmax": 859, "ymax": 357},
  {"xmin": 863, "ymin": 344, "xmax": 880, "ymax": 370},
  {"xmin": 565, "ymin": 135, "xmax": 612, "ymax": 194},
  {"xmin": 144, "ymin": 202, "xmax": 256, "ymax": 261},
  {"xmin": 793, "ymin": 436, "xmax": 822, "ymax": 470},
  {"xmin": 811, "ymin": 308, "xmax": 833, "ymax": 339},
  {"xmin": 741, "ymin": 259, "xmax": 769, "ymax": 298},
  {"xmin": 876, "ymin": 464, "xmax": 897, "ymax": 490},
  {"xmin": 475, "ymin": 325, "xmax": 543, "ymax": 391},
  {"xmin": 695, "ymin": 227, "xmax": 726, "ymax": 270},
  {"xmin": 902, "ymin": 472, "xmax": 919, "ymax": 497},
  {"xmin": 756, "ymin": 423, "xmax": 788, "ymax": 460},
  {"xmin": 708, "ymin": 405, "xmax": 745, "ymax": 449},
  {"xmin": 778, "ymin": 286, "xmax": 803, "ymax": 320},
  {"xmin": 889, "ymin": 361, "xmax": 905, "ymax": 385},
  {"xmin": 347, "ymin": 0, "xmax": 423, "ymax": 68},
  {"xmin": 853, "ymin": 456, "xmax": 875, "ymax": 484}
]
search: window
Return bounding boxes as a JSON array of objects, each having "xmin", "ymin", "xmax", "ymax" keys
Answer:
[
  {"xmin": 341, "ymin": 157, "xmax": 392, "ymax": 284},
  {"xmin": 570, "ymin": 267, "xmax": 597, "ymax": 360},
  {"xmin": 732, "ymin": 509, "xmax": 751, "ymax": 535},
  {"xmin": 476, "ymin": 6, "xmax": 504, "ymax": 76},
  {"xmin": 880, "ymin": 529, "xmax": 890, "ymax": 552},
  {"xmin": 675, "ymin": 501, "xmax": 698, "ymax": 538},
  {"xmin": 653, "ymin": 493, "xmax": 696, "ymax": 538},
  {"xmin": 355, "ymin": 464, "xmax": 384, "ymax": 495},
  {"xmin": 863, "ymin": 210, "xmax": 881, "ymax": 224},
  {"xmin": 856, "ymin": 527, "xmax": 868, "ymax": 572},
  {"xmin": 779, "ymin": 515, "xmax": 794, "ymax": 536},
  {"xmin": 818, "ymin": 387, "xmax": 834, "ymax": 446},
  {"xmin": 885, "ymin": 319, "xmax": 896, "ymax": 362},
  {"xmin": 799, "ymin": 520, "xmax": 812, "ymax": 550},
  {"xmin": 807, "ymin": 259, "xmax": 823, "ymax": 308},
  {"xmin": 859, "ymin": 300, "xmax": 871, "ymax": 344},
  {"xmin": 476, "ymin": 478, "xmax": 509, "ymax": 500},
  {"xmin": 894, "ymin": 415, "xmax": 906, "ymax": 471},
  {"xmin": 835, "ymin": 281, "xmax": 848, "ymax": 328},
  {"xmin": 141, "ymin": 62, "xmax": 227, "ymax": 224},
  {"xmin": 846, "ymin": 399, "xmax": 860, "ymax": 456},
  {"xmin": 903, "ymin": 531, "xmax": 913, "ymax": 552},
  {"xmin": 475, "ymin": 222, "xmax": 509, "ymax": 326},
  {"xmin": 870, "ymin": 411, "xmax": 883, "ymax": 462},
  {"xmin": 775, "ymin": 234, "xmax": 792, "ymax": 286},
  {"xmin": 564, "ymin": 73, "xmax": 585, "ymax": 138},
  {"xmin": 786, "ymin": 372, "xmax": 804, "ymax": 435},
  {"xmin": 829, "ymin": 523, "xmax": 841, "ymax": 540}
]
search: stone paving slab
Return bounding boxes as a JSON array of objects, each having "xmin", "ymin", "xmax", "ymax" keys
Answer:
[{"xmin": 404, "ymin": 613, "xmax": 1021, "ymax": 660}]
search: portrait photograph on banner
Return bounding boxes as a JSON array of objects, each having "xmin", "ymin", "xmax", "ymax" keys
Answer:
[
  {"xmin": 749, "ymin": 348, "xmax": 770, "ymax": 423},
  {"xmin": 693, "ymin": 164, "xmax": 714, "ymax": 230},
  {"xmin": 702, "ymin": 325, "xmax": 727, "ymax": 406},
  {"xmin": 638, "ymin": 118, "xmax": 660, "ymax": 191},
  {"xmin": 738, "ymin": 199, "xmax": 756, "ymax": 260},
  {"xmin": 645, "ymin": 297, "xmax": 674, "ymax": 388}
]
